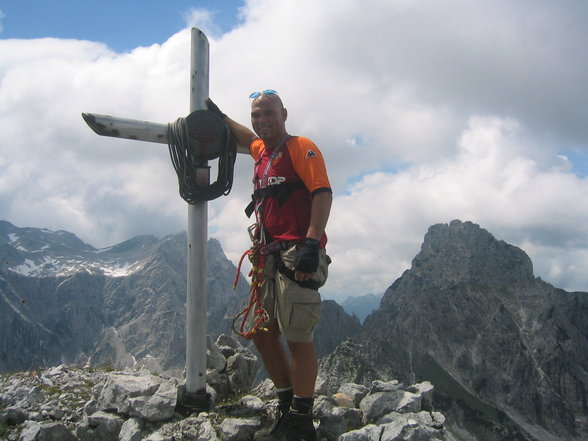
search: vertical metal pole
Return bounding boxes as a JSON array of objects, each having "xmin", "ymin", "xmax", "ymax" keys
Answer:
[{"xmin": 184, "ymin": 28, "xmax": 210, "ymax": 407}]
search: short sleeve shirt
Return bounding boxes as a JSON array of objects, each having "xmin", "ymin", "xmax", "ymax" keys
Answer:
[{"xmin": 250, "ymin": 136, "xmax": 331, "ymax": 243}]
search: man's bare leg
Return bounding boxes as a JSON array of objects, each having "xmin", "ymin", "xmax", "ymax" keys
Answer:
[
  {"xmin": 286, "ymin": 340, "xmax": 318, "ymax": 397},
  {"xmin": 252, "ymin": 320, "xmax": 292, "ymax": 388},
  {"xmin": 252, "ymin": 321, "xmax": 295, "ymax": 439}
]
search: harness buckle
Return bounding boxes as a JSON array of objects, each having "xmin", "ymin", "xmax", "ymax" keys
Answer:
[{"xmin": 260, "ymin": 239, "xmax": 300, "ymax": 255}]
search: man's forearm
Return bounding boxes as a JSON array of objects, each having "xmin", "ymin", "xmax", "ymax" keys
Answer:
[
  {"xmin": 306, "ymin": 191, "xmax": 332, "ymax": 241},
  {"xmin": 206, "ymin": 98, "xmax": 255, "ymax": 154},
  {"xmin": 224, "ymin": 116, "xmax": 256, "ymax": 154}
]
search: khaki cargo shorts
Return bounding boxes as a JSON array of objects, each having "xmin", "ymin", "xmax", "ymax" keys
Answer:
[{"xmin": 256, "ymin": 244, "xmax": 330, "ymax": 342}]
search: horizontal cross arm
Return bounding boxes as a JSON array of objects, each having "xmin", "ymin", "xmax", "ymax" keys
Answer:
[{"xmin": 82, "ymin": 113, "xmax": 168, "ymax": 144}]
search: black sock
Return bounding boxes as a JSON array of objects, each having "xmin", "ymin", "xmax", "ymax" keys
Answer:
[
  {"xmin": 292, "ymin": 395, "xmax": 314, "ymax": 415},
  {"xmin": 277, "ymin": 387, "xmax": 294, "ymax": 413}
]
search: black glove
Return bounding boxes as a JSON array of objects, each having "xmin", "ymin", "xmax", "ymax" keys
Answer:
[
  {"xmin": 294, "ymin": 238, "xmax": 320, "ymax": 273},
  {"xmin": 206, "ymin": 98, "xmax": 227, "ymax": 119}
]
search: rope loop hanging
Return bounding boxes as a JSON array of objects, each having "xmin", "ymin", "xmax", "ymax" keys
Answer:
[{"xmin": 167, "ymin": 110, "xmax": 236, "ymax": 204}]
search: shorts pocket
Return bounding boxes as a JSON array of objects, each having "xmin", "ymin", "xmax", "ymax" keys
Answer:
[
  {"xmin": 275, "ymin": 267, "xmax": 323, "ymax": 341},
  {"xmin": 288, "ymin": 295, "xmax": 321, "ymax": 333}
]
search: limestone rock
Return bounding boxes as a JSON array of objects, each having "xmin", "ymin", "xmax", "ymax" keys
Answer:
[
  {"xmin": 359, "ymin": 390, "xmax": 419, "ymax": 424},
  {"xmin": 333, "ymin": 393, "xmax": 354, "ymax": 408},
  {"xmin": 76, "ymin": 410, "xmax": 124, "ymax": 441},
  {"xmin": 19, "ymin": 421, "xmax": 78, "ymax": 441},
  {"xmin": 219, "ymin": 417, "xmax": 262, "ymax": 441},
  {"xmin": 118, "ymin": 417, "xmax": 143, "ymax": 441},
  {"xmin": 226, "ymin": 350, "xmax": 258, "ymax": 393},
  {"xmin": 207, "ymin": 335, "xmax": 227, "ymax": 372},
  {"xmin": 0, "ymin": 407, "xmax": 28, "ymax": 425},
  {"xmin": 314, "ymin": 396, "xmax": 363, "ymax": 440},
  {"xmin": 337, "ymin": 383, "xmax": 369, "ymax": 408}
]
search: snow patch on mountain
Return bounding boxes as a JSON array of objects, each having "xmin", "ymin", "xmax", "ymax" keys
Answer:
[{"xmin": 1, "ymin": 220, "xmax": 154, "ymax": 278}]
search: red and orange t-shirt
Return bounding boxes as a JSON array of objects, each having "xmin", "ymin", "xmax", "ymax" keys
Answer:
[{"xmin": 250, "ymin": 136, "xmax": 331, "ymax": 245}]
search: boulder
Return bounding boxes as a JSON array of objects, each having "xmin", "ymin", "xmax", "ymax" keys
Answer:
[
  {"xmin": 18, "ymin": 421, "xmax": 78, "ymax": 441},
  {"xmin": 96, "ymin": 372, "xmax": 177, "ymax": 422},
  {"xmin": 314, "ymin": 396, "xmax": 362, "ymax": 441},
  {"xmin": 226, "ymin": 351, "xmax": 258, "ymax": 393},
  {"xmin": 338, "ymin": 383, "xmax": 369, "ymax": 407},
  {"xmin": 207, "ymin": 335, "xmax": 227, "ymax": 372},
  {"xmin": 0, "ymin": 407, "xmax": 28, "ymax": 425},
  {"xmin": 118, "ymin": 417, "xmax": 143, "ymax": 441},
  {"xmin": 406, "ymin": 381, "xmax": 434, "ymax": 411},
  {"xmin": 126, "ymin": 378, "xmax": 177, "ymax": 422},
  {"xmin": 219, "ymin": 417, "xmax": 262, "ymax": 441},
  {"xmin": 76, "ymin": 410, "xmax": 124, "ymax": 441}
]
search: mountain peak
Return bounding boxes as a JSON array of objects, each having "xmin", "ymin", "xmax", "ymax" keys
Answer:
[
  {"xmin": 411, "ymin": 219, "xmax": 534, "ymax": 288},
  {"xmin": 364, "ymin": 219, "xmax": 587, "ymax": 440}
]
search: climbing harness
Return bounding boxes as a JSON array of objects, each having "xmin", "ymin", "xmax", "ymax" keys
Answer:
[
  {"xmin": 245, "ymin": 180, "xmax": 305, "ymax": 218},
  {"xmin": 232, "ymin": 224, "xmax": 270, "ymax": 339},
  {"xmin": 167, "ymin": 110, "xmax": 236, "ymax": 204}
]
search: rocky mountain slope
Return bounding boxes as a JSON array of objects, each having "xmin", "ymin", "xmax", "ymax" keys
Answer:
[
  {"xmin": 356, "ymin": 220, "xmax": 588, "ymax": 441},
  {"xmin": 0, "ymin": 220, "xmax": 358, "ymax": 375}
]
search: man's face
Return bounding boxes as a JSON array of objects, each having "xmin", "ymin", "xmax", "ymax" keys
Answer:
[{"xmin": 250, "ymin": 95, "xmax": 288, "ymax": 147}]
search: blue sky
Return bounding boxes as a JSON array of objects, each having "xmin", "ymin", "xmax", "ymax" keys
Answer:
[
  {"xmin": 0, "ymin": 0, "xmax": 244, "ymax": 52},
  {"xmin": 1, "ymin": 0, "xmax": 588, "ymax": 300}
]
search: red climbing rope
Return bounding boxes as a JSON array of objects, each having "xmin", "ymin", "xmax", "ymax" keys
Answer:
[{"xmin": 232, "ymin": 227, "xmax": 270, "ymax": 339}]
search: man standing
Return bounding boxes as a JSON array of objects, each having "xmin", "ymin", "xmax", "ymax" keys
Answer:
[{"xmin": 207, "ymin": 90, "xmax": 332, "ymax": 441}]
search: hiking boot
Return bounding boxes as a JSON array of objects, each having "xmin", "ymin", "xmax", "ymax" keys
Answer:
[
  {"xmin": 286, "ymin": 412, "xmax": 316, "ymax": 441},
  {"xmin": 270, "ymin": 407, "xmax": 290, "ymax": 436},
  {"xmin": 254, "ymin": 407, "xmax": 290, "ymax": 441},
  {"xmin": 254, "ymin": 411, "xmax": 316, "ymax": 441}
]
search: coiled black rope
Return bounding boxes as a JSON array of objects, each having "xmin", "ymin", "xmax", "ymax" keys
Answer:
[{"xmin": 167, "ymin": 110, "xmax": 236, "ymax": 204}]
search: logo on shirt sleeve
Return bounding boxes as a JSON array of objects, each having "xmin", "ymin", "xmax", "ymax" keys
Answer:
[{"xmin": 305, "ymin": 150, "xmax": 317, "ymax": 159}]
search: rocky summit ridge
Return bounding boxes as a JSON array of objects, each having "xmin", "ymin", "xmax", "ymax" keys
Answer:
[{"xmin": 0, "ymin": 334, "xmax": 449, "ymax": 441}]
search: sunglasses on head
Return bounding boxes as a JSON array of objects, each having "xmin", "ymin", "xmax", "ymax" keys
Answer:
[{"xmin": 249, "ymin": 89, "xmax": 279, "ymax": 100}]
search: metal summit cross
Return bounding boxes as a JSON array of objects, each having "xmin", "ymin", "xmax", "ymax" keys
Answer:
[{"xmin": 82, "ymin": 28, "xmax": 220, "ymax": 411}]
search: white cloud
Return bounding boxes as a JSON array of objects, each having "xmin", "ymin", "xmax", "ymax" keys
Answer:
[
  {"xmin": 324, "ymin": 115, "xmax": 588, "ymax": 297},
  {"xmin": 183, "ymin": 8, "xmax": 221, "ymax": 39},
  {"xmin": 1, "ymin": 0, "xmax": 588, "ymax": 301}
]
